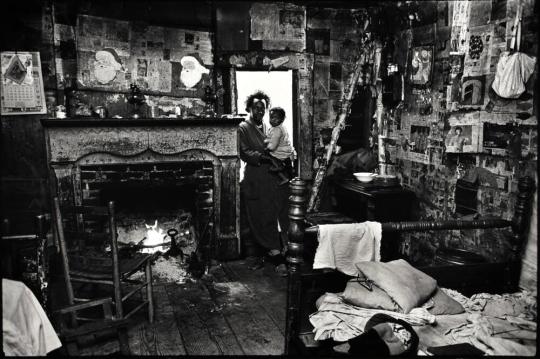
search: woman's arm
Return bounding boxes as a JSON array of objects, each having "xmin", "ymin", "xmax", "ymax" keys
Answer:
[{"xmin": 238, "ymin": 126, "xmax": 262, "ymax": 165}]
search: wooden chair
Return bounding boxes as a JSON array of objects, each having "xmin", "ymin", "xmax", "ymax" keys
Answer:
[
  {"xmin": 54, "ymin": 297, "xmax": 131, "ymax": 355},
  {"xmin": 52, "ymin": 196, "xmax": 155, "ymax": 325},
  {"xmin": 284, "ymin": 176, "xmax": 535, "ymax": 355}
]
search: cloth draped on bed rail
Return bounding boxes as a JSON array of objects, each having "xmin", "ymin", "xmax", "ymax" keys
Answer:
[{"xmin": 313, "ymin": 222, "xmax": 382, "ymax": 276}]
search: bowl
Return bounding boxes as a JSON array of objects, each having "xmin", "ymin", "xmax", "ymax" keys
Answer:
[{"xmin": 353, "ymin": 172, "xmax": 377, "ymax": 183}]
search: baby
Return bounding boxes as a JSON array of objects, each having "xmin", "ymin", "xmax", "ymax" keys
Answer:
[{"xmin": 264, "ymin": 107, "xmax": 294, "ymax": 185}]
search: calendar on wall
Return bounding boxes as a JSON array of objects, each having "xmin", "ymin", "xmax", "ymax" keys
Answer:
[{"xmin": 1, "ymin": 52, "xmax": 46, "ymax": 115}]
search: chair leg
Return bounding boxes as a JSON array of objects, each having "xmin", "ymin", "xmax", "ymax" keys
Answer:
[
  {"xmin": 114, "ymin": 281, "xmax": 123, "ymax": 319},
  {"xmin": 118, "ymin": 327, "xmax": 130, "ymax": 355},
  {"xmin": 145, "ymin": 260, "xmax": 154, "ymax": 323}
]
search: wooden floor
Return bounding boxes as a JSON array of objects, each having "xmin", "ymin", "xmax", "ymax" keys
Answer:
[{"xmin": 79, "ymin": 259, "xmax": 288, "ymax": 356}]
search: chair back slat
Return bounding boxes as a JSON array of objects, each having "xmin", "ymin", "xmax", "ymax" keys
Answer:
[
  {"xmin": 51, "ymin": 196, "xmax": 154, "ymax": 329},
  {"xmin": 61, "ymin": 205, "xmax": 111, "ymax": 216}
]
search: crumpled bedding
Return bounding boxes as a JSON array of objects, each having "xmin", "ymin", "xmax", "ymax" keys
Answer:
[
  {"xmin": 309, "ymin": 288, "xmax": 537, "ymax": 356},
  {"xmin": 309, "ymin": 292, "xmax": 436, "ymax": 342},
  {"xmin": 443, "ymin": 290, "xmax": 537, "ymax": 356}
]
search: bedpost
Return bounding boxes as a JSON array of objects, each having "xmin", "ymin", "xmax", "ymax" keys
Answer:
[
  {"xmin": 511, "ymin": 176, "xmax": 535, "ymax": 256},
  {"xmin": 285, "ymin": 177, "xmax": 307, "ymax": 355}
]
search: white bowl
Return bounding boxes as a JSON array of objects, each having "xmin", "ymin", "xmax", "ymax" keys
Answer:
[{"xmin": 353, "ymin": 172, "xmax": 377, "ymax": 183}]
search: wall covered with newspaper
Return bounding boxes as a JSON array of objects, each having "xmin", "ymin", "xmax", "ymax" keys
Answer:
[{"xmin": 387, "ymin": 0, "xmax": 537, "ymax": 266}]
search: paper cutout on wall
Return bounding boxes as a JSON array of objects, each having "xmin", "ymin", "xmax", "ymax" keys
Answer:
[
  {"xmin": 94, "ymin": 48, "xmax": 125, "ymax": 84},
  {"xmin": 180, "ymin": 56, "xmax": 209, "ymax": 89}
]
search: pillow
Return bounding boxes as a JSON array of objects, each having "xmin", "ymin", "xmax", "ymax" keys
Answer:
[
  {"xmin": 354, "ymin": 259, "xmax": 438, "ymax": 313},
  {"xmin": 425, "ymin": 287, "xmax": 465, "ymax": 315},
  {"xmin": 341, "ymin": 279, "xmax": 400, "ymax": 311}
]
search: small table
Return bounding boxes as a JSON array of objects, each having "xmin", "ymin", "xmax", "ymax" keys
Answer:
[
  {"xmin": 333, "ymin": 178, "xmax": 416, "ymax": 222},
  {"xmin": 332, "ymin": 178, "xmax": 416, "ymax": 260}
]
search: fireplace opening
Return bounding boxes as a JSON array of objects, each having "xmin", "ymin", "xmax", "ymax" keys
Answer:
[{"xmin": 80, "ymin": 162, "xmax": 214, "ymax": 264}]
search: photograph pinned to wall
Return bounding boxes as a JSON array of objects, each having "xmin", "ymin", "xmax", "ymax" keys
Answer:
[
  {"xmin": 329, "ymin": 62, "xmax": 342, "ymax": 93},
  {"xmin": 463, "ymin": 25, "xmax": 493, "ymax": 77},
  {"xmin": 1, "ymin": 51, "xmax": 46, "ymax": 115},
  {"xmin": 459, "ymin": 75, "xmax": 486, "ymax": 108},
  {"xmin": 482, "ymin": 122, "xmax": 515, "ymax": 156},
  {"xmin": 445, "ymin": 125, "xmax": 473, "ymax": 152},
  {"xmin": 409, "ymin": 46, "xmax": 433, "ymax": 86},
  {"xmin": 306, "ymin": 29, "xmax": 330, "ymax": 56},
  {"xmin": 445, "ymin": 112, "xmax": 481, "ymax": 153}
]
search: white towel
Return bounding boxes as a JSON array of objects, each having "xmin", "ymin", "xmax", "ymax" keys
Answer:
[{"xmin": 313, "ymin": 222, "xmax": 382, "ymax": 276}]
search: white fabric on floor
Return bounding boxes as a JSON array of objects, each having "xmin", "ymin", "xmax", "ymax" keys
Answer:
[
  {"xmin": 3, "ymin": 279, "xmax": 62, "ymax": 356},
  {"xmin": 313, "ymin": 222, "xmax": 382, "ymax": 276},
  {"xmin": 309, "ymin": 292, "xmax": 436, "ymax": 342}
]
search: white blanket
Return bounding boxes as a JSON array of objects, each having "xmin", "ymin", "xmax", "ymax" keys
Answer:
[
  {"xmin": 3, "ymin": 279, "xmax": 62, "ymax": 356},
  {"xmin": 313, "ymin": 222, "xmax": 382, "ymax": 276}
]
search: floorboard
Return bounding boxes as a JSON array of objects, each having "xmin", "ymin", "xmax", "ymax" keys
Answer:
[
  {"xmin": 74, "ymin": 259, "xmax": 287, "ymax": 356},
  {"xmin": 166, "ymin": 280, "xmax": 245, "ymax": 355},
  {"xmin": 224, "ymin": 260, "xmax": 288, "ymax": 334},
  {"xmin": 129, "ymin": 284, "xmax": 187, "ymax": 355}
]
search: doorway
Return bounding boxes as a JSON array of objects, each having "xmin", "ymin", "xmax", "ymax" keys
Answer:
[{"xmin": 235, "ymin": 70, "xmax": 295, "ymax": 181}]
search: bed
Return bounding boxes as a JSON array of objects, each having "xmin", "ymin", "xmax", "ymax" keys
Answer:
[{"xmin": 284, "ymin": 176, "xmax": 536, "ymax": 356}]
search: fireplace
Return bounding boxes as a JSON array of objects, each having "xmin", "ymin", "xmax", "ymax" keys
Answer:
[{"xmin": 42, "ymin": 118, "xmax": 243, "ymax": 259}]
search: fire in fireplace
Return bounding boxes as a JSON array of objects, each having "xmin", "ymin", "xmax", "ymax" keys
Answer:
[{"xmin": 80, "ymin": 161, "xmax": 214, "ymax": 260}]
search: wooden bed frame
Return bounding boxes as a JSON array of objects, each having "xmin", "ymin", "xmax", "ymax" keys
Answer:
[{"xmin": 284, "ymin": 176, "xmax": 535, "ymax": 355}]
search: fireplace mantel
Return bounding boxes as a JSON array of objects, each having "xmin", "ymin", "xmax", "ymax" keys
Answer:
[
  {"xmin": 42, "ymin": 116, "xmax": 243, "ymax": 259},
  {"xmin": 41, "ymin": 117, "xmax": 243, "ymax": 127},
  {"xmin": 41, "ymin": 117, "xmax": 244, "ymax": 162}
]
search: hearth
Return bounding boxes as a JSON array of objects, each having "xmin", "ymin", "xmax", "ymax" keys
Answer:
[{"xmin": 42, "ymin": 118, "xmax": 243, "ymax": 259}]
